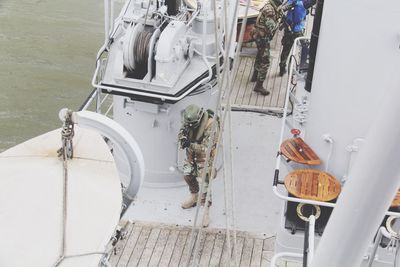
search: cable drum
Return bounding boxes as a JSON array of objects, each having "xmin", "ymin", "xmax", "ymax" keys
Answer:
[{"xmin": 133, "ymin": 31, "xmax": 153, "ymax": 77}]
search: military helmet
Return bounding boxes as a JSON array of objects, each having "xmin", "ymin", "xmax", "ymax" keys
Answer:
[
  {"xmin": 183, "ymin": 104, "xmax": 204, "ymax": 128},
  {"xmin": 271, "ymin": 0, "xmax": 283, "ymax": 6}
]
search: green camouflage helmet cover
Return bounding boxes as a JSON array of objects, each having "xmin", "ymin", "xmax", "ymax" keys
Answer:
[
  {"xmin": 183, "ymin": 104, "xmax": 204, "ymax": 128},
  {"xmin": 271, "ymin": 0, "xmax": 283, "ymax": 6}
]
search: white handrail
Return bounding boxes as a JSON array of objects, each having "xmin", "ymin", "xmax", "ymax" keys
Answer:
[
  {"xmin": 274, "ymin": 36, "xmax": 309, "ymax": 172},
  {"xmin": 272, "ymin": 37, "xmax": 400, "ymax": 218},
  {"xmin": 91, "ymin": 57, "xmax": 214, "ymax": 102},
  {"xmin": 367, "ymin": 226, "xmax": 392, "ymax": 267},
  {"xmin": 308, "ymin": 215, "xmax": 315, "ymax": 263},
  {"xmin": 273, "ymin": 186, "xmax": 400, "ymax": 217}
]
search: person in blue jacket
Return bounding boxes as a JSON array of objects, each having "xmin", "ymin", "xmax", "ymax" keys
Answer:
[{"xmin": 278, "ymin": 0, "xmax": 307, "ymax": 76}]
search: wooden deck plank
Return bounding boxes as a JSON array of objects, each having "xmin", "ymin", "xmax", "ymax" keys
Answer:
[
  {"xmin": 240, "ymin": 237, "xmax": 255, "ymax": 267},
  {"xmin": 235, "ymin": 57, "xmax": 252, "ymax": 104},
  {"xmin": 231, "ymin": 56, "xmax": 248, "ymax": 103},
  {"xmin": 231, "ymin": 14, "xmax": 315, "ymax": 111},
  {"xmin": 127, "ymin": 227, "xmax": 152, "ymax": 266},
  {"xmin": 148, "ymin": 229, "xmax": 170, "ymax": 267},
  {"xmin": 245, "ymin": 58, "xmax": 261, "ymax": 107},
  {"xmin": 169, "ymin": 230, "xmax": 189, "ymax": 266},
  {"xmin": 199, "ymin": 233, "xmax": 217, "ymax": 267},
  {"xmin": 209, "ymin": 232, "xmax": 225, "ymax": 267},
  {"xmin": 251, "ymin": 239, "xmax": 264, "ymax": 267},
  {"xmin": 111, "ymin": 223, "xmax": 282, "ymax": 267},
  {"xmin": 242, "ymin": 55, "xmax": 260, "ymax": 106},
  {"xmin": 261, "ymin": 236, "xmax": 276, "ymax": 267},
  {"xmin": 232, "ymin": 236, "xmax": 246, "ymax": 266},
  {"xmin": 265, "ymin": 47, "xmax": 282, "ymax": 108},
  {"xmin": 117, "ymin": 225, "xmax": 143, "ymax": 267},
  {"xmin": 137, "ymin": 228, "xmax": 161, "ymax": 267},
  {"xmin": 158, "ymin": 229, "xmax": 179, "ymax": 266},
  {"xmin": 178, "ymin": 231, "xmax": 198, "ymax": 267},
  {"xmin": 189, "ymin": 230, "xmax": 208, "ymax": 266},
  {"xmin": 108, "ymin": 222, "xmax": 134, "ymax": 266},
  {"xmin": 219, "ymin": 235, "xmax": 245, "ymax": 267}
]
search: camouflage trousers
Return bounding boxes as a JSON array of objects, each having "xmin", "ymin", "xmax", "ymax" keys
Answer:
[
  {"xmin": 279, "ymin": 30, "xmax": 304, "ymax": 68},
  {"xmin": 254, "ymin": 38, "xmax": 271, "ymax": 82},
  {"xmin": 183, "ymin": 149, "xmax": 216, "ymax": 205}
]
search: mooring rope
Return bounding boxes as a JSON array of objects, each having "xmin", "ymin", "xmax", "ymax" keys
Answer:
[{"xmin": 53, "ymin": 110, "xmax": 74, "ymax": 267}]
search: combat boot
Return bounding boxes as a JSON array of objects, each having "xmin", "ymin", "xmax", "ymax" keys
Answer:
[
  {"xmin": 253, "ymin": 81, "xmax": 270, "ymax": 96},
  {"xmin": 250, "ymin": 70, "xmax": 258, "ymax": 82},
  {"xmin": 181, "ymin": 193, "xmax": 198, "ymax": 209},
  {"xmin": 279, "ymin": 65, "xmax": 287, "ymax": 76}
]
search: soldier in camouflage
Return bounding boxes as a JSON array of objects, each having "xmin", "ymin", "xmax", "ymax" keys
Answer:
[
  {"xmin": 250, "ymin": 0, "xmax": 283, "ymax": 95},
  {"xmin": 178, "ymin": 104, "xmax": 219, "ymax": 227},
  {"xmin": 278, "ymin": 0, "xmax": 307, "ymax": 76}
]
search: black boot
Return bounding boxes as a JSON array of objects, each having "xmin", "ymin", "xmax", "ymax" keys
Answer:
[
  {"xmin": 279, "ymin": 65, "xmax": 287, "ymax": 77},
  {"xmin": 253, "ymin": 81, "xmax": 270, "ymax": 96},
  {"xmin": 250, "ymin": 70, "xmax": 258, "ymax": 82}
]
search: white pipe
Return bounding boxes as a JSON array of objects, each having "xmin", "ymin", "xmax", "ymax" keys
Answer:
[
  {"xmin": 273, "ymin": 186, "xmax": 336, "ymax": 208},
  {"xmin": 104, "ymin": 0, "xmax": 110, "ymax": 44},
  {"xmin": 310, "ymin": 86, "xmax": 400, "ymax": 267},
  {"xmin": 270, "ymin": 252, "xmax": 303, "ymax": 267},
  {"xmin": 367, "ymin": 227, "xmax": 391, "ymax": 267},
  {"xmin": 308, "ymin": 215, "xmax": 315, "ymax": 264},
  {"xmin": 80, "ymin": 89, "xmax": 99, "ymax": 111},
  {"xmin": 110, "ymin": 0, "xmax": 114, "ymax": 34},
  {"xmin": 91, "ymin": 58, "xmax": 213, "ymax": 102},
  {"xmin": 186, "ymin": 9, "xmax": 200, "ymax": 27}
]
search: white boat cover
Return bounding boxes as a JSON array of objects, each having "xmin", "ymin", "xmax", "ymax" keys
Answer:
[{"xmin": 0, "ymin": 126, "xmax": 122, "ymax": 267}]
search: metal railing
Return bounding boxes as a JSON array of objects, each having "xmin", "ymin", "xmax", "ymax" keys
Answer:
[{"xmin": 272, "ymin": 36, "xmax": 400, "ymax": 216}]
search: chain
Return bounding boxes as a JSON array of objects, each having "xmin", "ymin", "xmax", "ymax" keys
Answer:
[{"xmin": 54, "ymin": 110, "xmax": 75, "ymax": 267}]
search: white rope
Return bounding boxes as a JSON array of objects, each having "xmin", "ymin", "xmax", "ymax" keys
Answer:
[{"xmin": 185, "ymin": 0, "xmax": 251, "ymax": 263}]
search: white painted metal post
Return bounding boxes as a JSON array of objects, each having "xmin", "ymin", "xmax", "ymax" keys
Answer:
[
  {"xmin": 104, "ymin": 0, "xmax": 110, "ymax": 44},
  {"xmin": 308, "ymin": 215, "xmax": 315, "ymax": 263},
  {"xmin": 310, "ymin": 86, "xmax": 400, "ymax": 267}
]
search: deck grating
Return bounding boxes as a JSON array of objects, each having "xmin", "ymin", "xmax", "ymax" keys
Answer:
[{"xmin": 109, "ymin": 221, "xmax": 301, "ymax": 267}]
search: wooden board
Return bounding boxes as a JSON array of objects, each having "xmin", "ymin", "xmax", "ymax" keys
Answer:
[
  {"xmin": 109, "ymin": 222, "xmax": 280, "ymax": 267},
  {"xmin": 391, "ymin": 190, "xmax": 400, "ymax": 207},
  {"xmin": 284, "ymin": 169, "xmax": 341, "ymax": 202},
  {"xmin": 280, "ymin": 137, "xmax": 321, "ymax": 165}
]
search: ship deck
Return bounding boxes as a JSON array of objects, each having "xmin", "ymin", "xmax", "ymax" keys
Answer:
[
  {"xmin": 231, "ymin": 14, "xmax": 314, "ymax": 111},
  {"xmin": 117, "ymin": 111, "xmax": 301, "ymax": 267},
  {"xmin": 109, "ymin": 221, "xmax": 298, "ymax": 267},
  {"xmin": 111, "ymin": 13, "xmax": 314, "ymax": 267}
]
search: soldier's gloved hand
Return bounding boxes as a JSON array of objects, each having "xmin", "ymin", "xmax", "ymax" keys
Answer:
[{"xmin": 180, "ymin": 138, "xmax": 190, "ymax": 149}]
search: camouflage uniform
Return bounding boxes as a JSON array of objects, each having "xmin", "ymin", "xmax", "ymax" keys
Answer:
[
  {"xmin": 178, "ymin": 111, "xmax": 219, "ymax": 205},
  {"xmin": 252, "ymin": 0, "xmax": 280, "ymax": 82}
]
